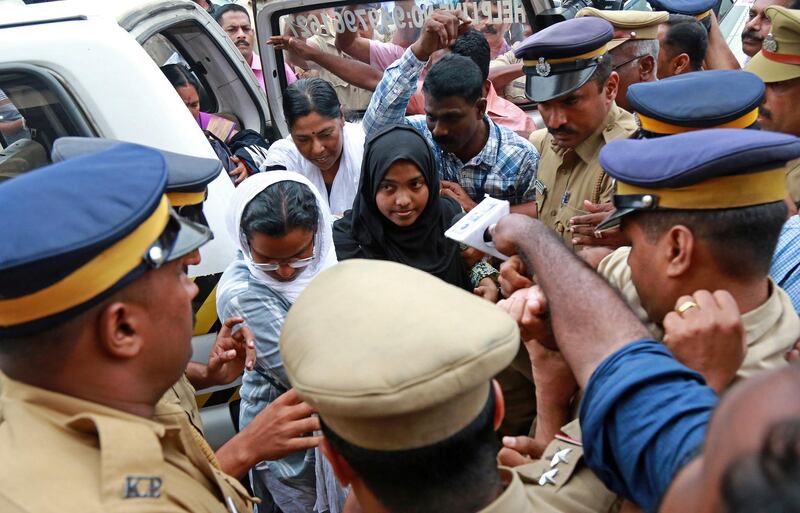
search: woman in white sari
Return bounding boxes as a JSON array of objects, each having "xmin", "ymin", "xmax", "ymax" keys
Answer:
[
  {"xmin": 260, "ymin": 78, "xmax": 364, "ymax": 217},
  {"xmin": 217, "ymin": 171, "xmax": 345, "ymax": 513}
]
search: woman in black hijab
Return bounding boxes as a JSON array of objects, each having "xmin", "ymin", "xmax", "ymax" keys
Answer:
[{"xmin": 334, "ymin": 124, "xmax": 497, "ymax": 294}]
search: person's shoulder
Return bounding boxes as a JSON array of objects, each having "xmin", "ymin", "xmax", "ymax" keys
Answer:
[{"xmin": 604, "ymin": 106, "xmax": 638, "ymax": 142}]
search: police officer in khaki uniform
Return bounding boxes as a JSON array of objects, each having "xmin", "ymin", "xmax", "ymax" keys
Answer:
[
  {"xmin": 576, "ymin": 9, "xmax": 668, "ymax": 111},
  {"xmin": 513, "ymin": 17, "xmax": 637, "ymax": 250},
  {"xmin": 0, "ymin": 144, "xmax": 255, "ymax": 512},
  {"xmin": 278, "ymin": 258, "xmax": 550, "ymax": 512},
  {"xmin": 49, "ymin": 137, "xmax": 322, "ymax": 482},
  {"xmin": 498, "ymin": 128, "xmax": 800, "ymax": 513},
  {"xmin": 746, "ymin": 6, "xmax": 800, "ymax": 204}
]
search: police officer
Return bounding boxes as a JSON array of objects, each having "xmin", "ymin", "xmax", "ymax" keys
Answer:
[
  {"xmin": 745, "ymin": 6, "xmax": 800, "ymax": 204},
  {"xmin": 567, "ymin": 69, "xmax": 764, "ymax": 247},
  {"xmin": 497, "ymin": 128, "xmax": 800, "ymax": 513},
  {"xmin": 49, "ymin": 137, "xmax": 322, "ymax": 481},
  {"xmin": 0, "ymin": 145, "xmax": 255, "ymax": 512},
  {"xmin": 514, "ymin": 17, "xmax": 638, "ymax": 251},
  {"xmin": 576, "ymin": 8, "xmax": 668, "ymax": 111},
  {"xmin": 278, "ymin": 259, "xmax": 539, "ymax": 512}
]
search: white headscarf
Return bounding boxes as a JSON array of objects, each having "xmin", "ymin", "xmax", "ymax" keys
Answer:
[{"xmin": 226, "ymin": 171, "xmax": 337, "ymax": 303}]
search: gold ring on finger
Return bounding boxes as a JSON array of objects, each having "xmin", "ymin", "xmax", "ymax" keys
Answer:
[{"xmin": 677, "ymin": 301, "xmax": 698, "ymax": 314}]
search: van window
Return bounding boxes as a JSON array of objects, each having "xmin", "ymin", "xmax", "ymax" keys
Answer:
[
  {"xmin": 0, "ymin": 69, "xmax": 90, "ymax": 181},
  {"xmin": 271, "ymin": 0, "xmax": 531, "ymax": 113}
]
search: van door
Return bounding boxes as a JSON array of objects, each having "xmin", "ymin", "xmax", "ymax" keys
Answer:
[{"xmin": 125, "ymin": 1, "xmax": 279, "ymax": 142}]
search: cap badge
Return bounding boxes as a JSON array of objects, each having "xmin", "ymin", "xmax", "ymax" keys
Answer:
[
  {"xmin": 764, "ymin": 33, "xmax": 778, "ymax": 52},
  {"xmin": 536, "ymin": 57, "xmax": 551, "ymax": 77}
]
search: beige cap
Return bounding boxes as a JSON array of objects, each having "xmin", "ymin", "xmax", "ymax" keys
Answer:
[
  {"xmin": 577, "ymin": 8, "xmax": 669, "ymax": 50},
  {"xmin": 746, "ymin": 6, "xmax": 800, "ymax": 83},
  {"xmin": 279, "ymin": 259, "xmax": 520, "ymax": 451}
]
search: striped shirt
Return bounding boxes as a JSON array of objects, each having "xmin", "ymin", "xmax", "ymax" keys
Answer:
[{"xmin": 771, "ymin": 215, "xmax": 800, "ymax": 313}]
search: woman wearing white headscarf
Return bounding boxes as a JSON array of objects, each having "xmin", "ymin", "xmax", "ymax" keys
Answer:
[{"xmin": 217, "ymin": 171, "xmax": 339, "ymax": 513}]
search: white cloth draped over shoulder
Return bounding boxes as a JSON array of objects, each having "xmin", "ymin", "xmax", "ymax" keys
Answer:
[
  {"xmin": 225, "ymin": 171, "xmax": 337, "ymax": 303},
  {"xmin": 259, "ymin": 122, "xmax": 365, "ymax": 217}
]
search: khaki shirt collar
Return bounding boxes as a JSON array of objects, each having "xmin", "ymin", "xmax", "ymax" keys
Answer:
[
  {"xmin": 0, "ymin": 372, "xmax": 179, "ymax": 438},
  {"xmin": 743, "ymin": 278, "xmax": 785, "ymax": 347},
  {"xmin": 479, "ymin": 467, "xmax": 536, "ymax": 513}
]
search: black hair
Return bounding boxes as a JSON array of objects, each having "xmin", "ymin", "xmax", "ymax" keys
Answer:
[
  {"xmin": 664, "ymin": 15, "xmax": 709, "ymax": 71},
  {"xmin": 631, "ymin": 200, "xmax": 787, "ymax": 279},
  {"xmin": 589, "ymin": 53, "xmax": 614, "ymax": 91},
  {"xmin": 322, "ymin": 389, "xmax": 502, "ymax": 513},
  {"xmin": 160, "ymin": 63, "xmax": 201, "ymax": 92},
  {"xmin": 213, "ymin": 3, "xmax": 250, "ymax": 23},
  {"xmin": 282, "ymin": 78, "xmax": 342, "ymax": 130},
  {"xmin": 241, "ymin": 181, "xmax": 319, "ymax": 240},
  {"xmin": 450, "ymin": 29, "xmax": 491, "ymax": 81},
  {"xmin": 423, "ymin": 54, "xmax": 485, "ymax": 104},
  {"xmin": 722, "ymin": 418, "xmax": 800, "ymax": 513}
]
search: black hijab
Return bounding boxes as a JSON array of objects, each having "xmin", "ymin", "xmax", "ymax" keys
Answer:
[{"xmin": 333, "ymin": 124, "xmax": 470, "ymax": 290}]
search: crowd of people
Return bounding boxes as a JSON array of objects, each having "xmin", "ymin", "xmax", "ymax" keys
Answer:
[{"xmin": 3, "ymin": 0, "xmax": 800, "ymax": 512}]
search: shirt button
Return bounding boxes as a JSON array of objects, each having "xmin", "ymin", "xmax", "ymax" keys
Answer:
[{"xmin": 550, "ymin": 210, "xmax": 557, "ymax": 217}]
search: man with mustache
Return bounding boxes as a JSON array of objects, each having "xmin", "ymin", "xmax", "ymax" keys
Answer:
[
  {"xmin": 515, "ymin": 17, "xmax": 637, "ymax": 251},
  {"xmin": 215, "ymin": 5, "xmax": 267, "ymax": 91},
  {"xmin": 362, "ymin": 10, "xmax": 540, "ymax": 217},
  {"xmin": 742, "ymin": 0, "xmax": 800, "ymax": 58}
]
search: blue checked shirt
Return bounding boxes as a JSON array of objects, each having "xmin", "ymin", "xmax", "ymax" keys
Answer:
[
  {"xmin": 771, "ymin": 215, "xmax": 800, "ymax": 313},
  {"xmin": 362, "ymin": 47, "xmax": 539, "ymax": 205}
]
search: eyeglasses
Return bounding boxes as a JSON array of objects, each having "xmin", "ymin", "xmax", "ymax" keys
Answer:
[
  {"xmin": 612, "ymin": 54, "xmax": 647, "ymax": 71},
  {"xmin": 241, "ymin": 233, "xmax": 317, "ymax": 272}
]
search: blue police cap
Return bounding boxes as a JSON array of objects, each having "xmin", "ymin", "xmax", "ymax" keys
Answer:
[
  {"xmin": 514, "ymin": 17, "xmax": 613, "ymax": 102},
  {"xmin": 52, "ymin": 137, "xmax": 222, "ymax": 207},
  {"xmin": 596, "ymin": 129, "xmax": 800, "ymax": 231},
  {"xmin": 647, "ymin": 0, "xmax": 715, "ymax": 18},
  {"xmin": 627, "ymin": 70, "xmax": 765, "ymax": 135},
  {"xmin": 0, "ymin": 145, "xmax": 212, "ymax": 336}
]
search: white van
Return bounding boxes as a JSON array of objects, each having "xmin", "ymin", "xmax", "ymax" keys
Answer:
[{"xmin": 0, "ymin": 0, "xmax": 275, "ymax": 449}]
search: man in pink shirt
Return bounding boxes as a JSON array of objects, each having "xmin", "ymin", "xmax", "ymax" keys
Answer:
[{"xmin": 215, "ymin": 4, "xmax": 297, "ymax": 91}]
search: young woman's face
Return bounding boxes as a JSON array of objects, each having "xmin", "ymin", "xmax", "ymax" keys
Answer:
[
  {"xmin": 248, "ymin": 228, "xmax": 315, "ymax": 282},
  {"xmin": 176, "ymin": 84, "xmax": 200, "ymax": 120},
  {"xmin": 290, "ymin": 111, "xmax": 345, "ymax": 174},
  {"xmin": 375, "ymin": 160, "xmax": 429, "ymax": 227}
]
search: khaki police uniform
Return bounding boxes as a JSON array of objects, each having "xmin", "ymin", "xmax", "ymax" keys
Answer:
[
  {"xmin": 787, "ymin": 158, "xmax": 800, "ymax": 205},
  {"xmin": 0, "ymin": 374, "xmax": 253, "ymax": 513},
  {"xmin": 531, "ymin": 104, "xmax": 637, "ymax": 250}
]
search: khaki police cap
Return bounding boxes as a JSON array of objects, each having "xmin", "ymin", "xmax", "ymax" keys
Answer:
[
  {"xmin": 279, "ymin": 259, "xmax": 520, "ymax": 451},
  {"xmin": 746, "ymin": 6, "xmax": 800, "ymax": 83},
  {"xmin": 577, "ymin": 8, "xmax": 669, "ymax": 50}
]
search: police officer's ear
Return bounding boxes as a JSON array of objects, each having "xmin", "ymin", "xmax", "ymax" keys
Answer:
[
  {"xmin": 492, "ymin": 379, "xmax": 505, "ymax": 431},
  {"xmin": 321, "ymin": 438, "xmax": 357, "ymax": 486},
  {"xmin": 639, "ymin": 54, "xmax": 657, "ymax": 81},
  {"xmin": 95, "ymin": 292, "xmax": 149, "ymax": 359},
  {"xmin": 662, "ymin": 225, "xmax": 695, "ymax": 279},
  {"xmin": 671, "ymin": 53, "xmax": 691, "ymax": 76},
  {"xmin": 604, "ymin": 71, "xmax": 621, "ymax": 104}
]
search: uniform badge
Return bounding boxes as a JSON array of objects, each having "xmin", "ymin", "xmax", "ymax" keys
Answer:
[
  {"xmin": 549, "ymin": 447, "xmax": 573, "ymax": 467},
  {"xmin": 538, "ymin": 468, "xmax": 559, "ymax": 486},
  {"xmin": 124, "ymin": 476, "xmax": 163, "ymax": 498},
  {"xmin": 536, "ymin": 57, "xmax": 551, "ymax": 77},
  {"xmin": 764, "ymin": 33, "xmax": 778, "ymax": 52}
]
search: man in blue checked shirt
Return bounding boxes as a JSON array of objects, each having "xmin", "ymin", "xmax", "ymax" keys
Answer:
[{"xmin": 362, "ymin": 10, "xmax": 540, "ymax": 217}]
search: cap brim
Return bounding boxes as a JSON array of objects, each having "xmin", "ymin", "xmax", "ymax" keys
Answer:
[
  {"xmin": 595, "ymin": 207, "xmax": 635, "ymax": 233},
  {"xmin": 607, "ymin": 38, "xmax": 627, "ymax": 51},
  {"xmin": 525, "ymin": 65, "xmax": 598, "ymax": 103},
  {"xmin": 167, "ymin": 210, "xmax": 214, "ymax": 262},
  {"xmin": 745, "ymin": 51, "xmax": 800, "ymax": 83}
]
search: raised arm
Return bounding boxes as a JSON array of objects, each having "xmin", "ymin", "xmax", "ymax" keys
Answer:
[{"xmin": 269, "ymin": 35, "xmax": 383, "ymax": 91}]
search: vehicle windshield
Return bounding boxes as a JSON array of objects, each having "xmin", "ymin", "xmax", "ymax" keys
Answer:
[{"xmin": 270, "ymin": 0, "xmax": 533, "ymax": 114}]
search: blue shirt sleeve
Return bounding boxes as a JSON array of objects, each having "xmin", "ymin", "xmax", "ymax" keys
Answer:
[
  {"xmin": 362, "ymin": 46, "xmax": 426, "ymax": 137},
  {"xmin": 579, "ymin": 339, "xmax": 719, "ymax": 513}
]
